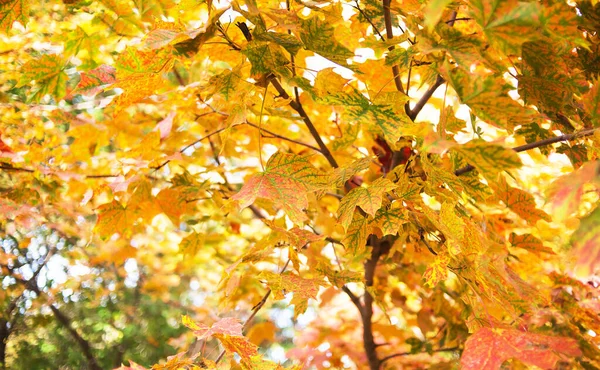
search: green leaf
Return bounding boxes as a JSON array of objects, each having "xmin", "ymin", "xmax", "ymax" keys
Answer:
[
  {"xmin": 454, "ymin": 141, "xmax": 522, "ymax": 180},
  {"xmin": 18, "ymin": 55, "xmax": 68, "ymax": 101},
  {"xmin": 468, "ymin": 0, "xmax": 542, "ymax": 55},
  {"xmin": 241, "ymin": 41, "xmax": 291, "ymax": 78},
  {"xmin": 232, "ymin": 152, "xmax": 328, "ymax": 224},
  {"xmin": 299, "ymin": 15, "xmax": 355, "ymax": 68},
  {"xmin": 337, "ymin": 177, "xmax": 397, "ymax": 231},
  {"xmin": 442, "ymin": 64, "xmax": 536, "ymax": 130}
]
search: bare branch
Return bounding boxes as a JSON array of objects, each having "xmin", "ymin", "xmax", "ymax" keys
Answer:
[
  {"xmin": 362, "ymin": 235, "xmax": 384, "ymax": 370},
  {"xmin": 342, "ymin": 285, "xmax": 364, "ymax": 315},
  {"xmin": 454, "ymin": 127, "xmax": 599, "ymax": 176},
  {"xmin": 408, "ymin": 75, "xmax": 445, "ymax": 121}
]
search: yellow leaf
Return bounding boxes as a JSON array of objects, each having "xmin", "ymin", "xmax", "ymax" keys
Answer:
[
  {"xmin": 455, "ymin": 140, "xmax": 522, "ymax": 180},
  {"xmin": 179, "ymin": 231, "xmax": 205, "ymax": 257},
  {"xmin": 246, "ymin": 321, "xmax": 276, "ymax": 345},
  {"xmin": 95, "ymin": 200, "xmax": 136, "ymax": 238},
  {"xmin": 232, "ymin": 152, "xmax": 328, "ymax": 224},
  {"xmin": 337, "ymin": 177, "xmax": 397, "ymax": 231}
]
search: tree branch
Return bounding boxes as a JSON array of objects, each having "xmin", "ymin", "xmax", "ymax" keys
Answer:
[
  {"xmin": 232, "ymin": 22, "xmax": 339, "ymax": 168},
  {"xmin": 342, "ymin": 285, "xmax": 364, "ymax": 315},
  {"xmin": 362, "ymin": 235, "xmax": 384, "ymax": 370},
  {"xmin": 408, "ymin": 74, "xmax": 445, "ymax": 121},
  {"xmin": 382, "ymin": 0, "xmax": 405, "ymax": 94},
  {"xmin": 270, "ymin": 78, "xmax": 339, "ymax": 168},
  {"xmin": 454, "ymin": 127, "xmax": 599, "ymax": 176}
]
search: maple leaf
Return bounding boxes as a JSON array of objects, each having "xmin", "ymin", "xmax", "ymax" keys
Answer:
[
  {"xmin": 492, "ymin": 175, "xmax": 551, "ymax": 224},
  {"xmin": 369, "ymin": 204, "xmax": 407, "ymax": 237},
  {"xmin": 330, "ymin": 157, "xmax": 372, "ymax": 188},
  {"xmin": 179, "ymin": 231, "xmax": 205, "ymax": 257},
  {"xmin": 71, "ymin": 64, "xmax": 116, "ymax": 97},
  {"xmin": 547, "ymin": 161, "xmax": 600, "ymax": 221},
  {"xmin": 232, "ymin": 151, "xmax": 328, "ymax": 224},
  {"xmin": 468, "ymin": 0, "xmax": 542, "ymax": 55},
  {"xmin": 182, "ymin": 316, "xmax": 243, "ymax": 340},
  {"xmin": 461, "ymin": 327, "xmax": 581, "ymax": 369},
  {"xmin": 259, "ymin": 271, "xmax": 325, "ymax": 316},
  {"xmin": 112, "ymin": 47, "xmax": 175, "ymax": 111},
  {"xmin": 423, "ymin": 251, "xmax": 450, "ymax": 287},
  {"xmin": 337, "ymin": 177, "xmax": 397, "ymax": 231},
  {"xmin": 442, "ymin": 64, "xmax": 537, "ymax": 130},
  {"xmin": 0, "ymin": 0, "xmax": 28, "ymax": 32},
  {"xmin": 509, "ymin": 233, "xmax": 555, "ymax": 255},
  {"xmin": 455, "ymin": 141, "xmax": 522, "ymax": 180},
  {"xmin": 314, "ymin": 261, "xmax": 363, "ymax": 288},
  {"xmin": 298, "ymin": 14, "xmax": 355, "ymax": 68},
  {"xmin": 95, "ymin": 200, "xmax": 137, "ymax": 238},
  {"xmin": 18, "ymin": 55, "xmax": 68, "ymax": 101},
  {"xmin": 341, "ymin": 211, "xmax": 370, "ymax": 253},
  {"xmin": 571, "ymin": 207, "xmax": 600, "ymax": 275}
]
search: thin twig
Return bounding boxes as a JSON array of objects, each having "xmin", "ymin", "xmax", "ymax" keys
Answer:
[
  {"xmin": 454, "ymin": 127, "xmax": 599, "ymax": 176},
  {"xmin": 271, "ymin": 77, "xmax": 339, "ymax": 168},
  {"xmin": 215, "ymin": 259, "xmax": 291, "ymax": 364},
  {"xmin": 353, "ymin": 2, "xmax": 386, "ymax": 41},
  {"xmin": 245, "ymin": 121, "xmax": 321, "ymax": 152}
]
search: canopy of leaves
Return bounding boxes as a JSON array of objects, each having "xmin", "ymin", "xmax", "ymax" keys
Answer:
[{"xmin": 1, "ymin": 0, "xmax": 600, "ymax": 369}]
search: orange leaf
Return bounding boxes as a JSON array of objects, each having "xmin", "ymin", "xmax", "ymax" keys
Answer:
[
  {"xmin": 492, "ymin": 175, "xmax": 551, "ymax": 224},
  {"xmin": 95, "ymin": 200, "xmax": 136, "ymax": 238},
  {"xmin": 182, "ymin": 316, "xmax": 243, "ymax": 340},
  {"xmin": 232, "ymin": 151, "xmax": 328, "ymax": 224},
  {"xmin": 461, "ymin": 327, "xmax": 581, "ymax": 369}
]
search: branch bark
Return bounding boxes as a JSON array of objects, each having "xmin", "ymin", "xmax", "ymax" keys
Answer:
[
  {"xmin": 362, "ymin": 235, "xmax": 384, "ymax": 370},
  {"xmin": 454, "ymin": 127, "xmax": 599, "ymax": 176},
  {"xmin": 383, "ymin": 0, "xmax": 405, "ymax": 94}
]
